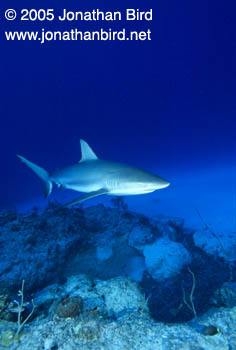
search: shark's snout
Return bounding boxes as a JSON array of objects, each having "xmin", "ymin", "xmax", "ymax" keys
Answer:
[
  {"xmin": 153, "ymin": 177, "xmax": 170, "ymax": 190},
  {"xmin": 160, "ymin": 181, "xmax": 170, "ymax": 189}
]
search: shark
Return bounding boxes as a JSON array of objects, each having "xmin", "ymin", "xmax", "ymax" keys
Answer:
[{"xmin": 17, "ymin": 139, "xmax": 170, "ymax": 207}]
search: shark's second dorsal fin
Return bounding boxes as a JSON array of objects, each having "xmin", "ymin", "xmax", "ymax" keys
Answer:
[{"xmin": 79, "ymin": 139, "xmax": 98, "ymax": 162}]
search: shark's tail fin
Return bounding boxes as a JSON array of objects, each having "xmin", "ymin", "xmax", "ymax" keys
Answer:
[{"xmin": 17, "ymin": 155, "xmax": 52, "ymax": 198}]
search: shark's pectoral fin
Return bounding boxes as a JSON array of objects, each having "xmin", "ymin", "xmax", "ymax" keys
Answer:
[{"xmin": 62, "ymin": 189, "xmax": 109, "ymax": 207}]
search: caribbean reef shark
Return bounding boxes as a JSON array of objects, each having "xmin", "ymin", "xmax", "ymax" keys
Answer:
[{"xmin": 17, "ymin": 139, "xmax": 170, "ymax": 207}]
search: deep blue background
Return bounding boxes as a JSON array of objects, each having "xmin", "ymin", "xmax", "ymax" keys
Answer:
[{"xmin": 0, "ymin": 0, "xmax": 234, "ymax": 211}]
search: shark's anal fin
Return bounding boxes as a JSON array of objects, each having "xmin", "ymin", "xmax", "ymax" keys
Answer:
[{"xmin": 62, "ymin": 189, "xmax": 108, "ymax": 207}]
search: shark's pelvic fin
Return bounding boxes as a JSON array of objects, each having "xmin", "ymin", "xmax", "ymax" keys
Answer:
[
  {"xmin": 17, "ymin": 155, "xmax": 52, "ymax": 198},
  {"xmin": 79, "ymin": 139, "xmax": 98, "ymax": 162},
  {"xmin": 63, "ymin": 189, "xmax": 108, "ymax": 207}
]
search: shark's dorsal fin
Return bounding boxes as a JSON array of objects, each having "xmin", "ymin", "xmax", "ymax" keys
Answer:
[{"xmin": 79, "ymin": 139, "xmax": 98, "ymax": 162}]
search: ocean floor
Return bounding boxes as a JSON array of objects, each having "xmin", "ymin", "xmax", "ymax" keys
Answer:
[
  {"xmin": 0, "ymin": 199, "xmax": 236, "ymax": 349},
  {"xmin": 1, "ymin": 275, "xmax": 236, "ymax": 350}
]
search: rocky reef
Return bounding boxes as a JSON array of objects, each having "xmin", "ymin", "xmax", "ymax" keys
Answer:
[{"xmin": 0, "ymin": 201, "xmax": 235, "ymax": 349}]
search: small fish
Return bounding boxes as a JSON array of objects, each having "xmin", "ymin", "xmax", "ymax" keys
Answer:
[{"xmin": 203, "ymin": 325, "xmax": 220, "ymax": 336}]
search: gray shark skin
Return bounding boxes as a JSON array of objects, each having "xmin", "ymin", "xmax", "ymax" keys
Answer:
[{"xmin": 17, "ymin": 139, "xmax": 170, "ymax": 207}]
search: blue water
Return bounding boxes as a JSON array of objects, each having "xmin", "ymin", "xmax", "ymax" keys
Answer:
[{"xmin": 1, "ymin": 1, "xmax": 234, "ymax": 234}]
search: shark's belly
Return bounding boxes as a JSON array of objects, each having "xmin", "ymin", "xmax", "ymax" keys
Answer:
[
  {"xmin": 63, "ymin": 182, "xmax": 102, "ymax": 193},
  {"xmin": 108, "ymin": 188, "xmax": 155, "ymax": 195}
]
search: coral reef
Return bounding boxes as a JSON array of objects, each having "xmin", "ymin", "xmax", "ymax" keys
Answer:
[
  {"xmin": 0, "ymin": 203, "xmax": 234, "ymax": 326},
  {"xmin": 55, "ymin": 296, "xmax": 83, "ymax": 318},
  {"xmin": 0, "ymin": 274, "xmax": 236, "ymax": 350}
]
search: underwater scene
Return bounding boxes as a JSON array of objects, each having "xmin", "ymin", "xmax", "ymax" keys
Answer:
[{"xmin": 1, "ymin": 0, "xmax": 234, "ymax": 349}]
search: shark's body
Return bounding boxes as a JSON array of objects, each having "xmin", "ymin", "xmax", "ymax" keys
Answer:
[{"xmin": 17, "ymin": 140, "xmax": 170, "ymax": 206}]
